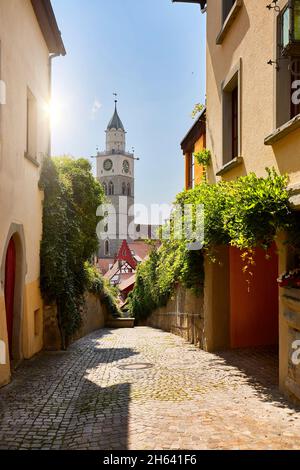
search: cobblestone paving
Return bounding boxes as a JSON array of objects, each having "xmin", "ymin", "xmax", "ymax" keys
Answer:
[{"xmin": 0, "ymin": 327, "xmax": 300, "ymax": 450}]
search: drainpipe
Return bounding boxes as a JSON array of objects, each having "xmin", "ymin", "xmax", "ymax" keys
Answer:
[{"xmin": 48, "ymin": 52, "xmax": 60, "ymax": 159}]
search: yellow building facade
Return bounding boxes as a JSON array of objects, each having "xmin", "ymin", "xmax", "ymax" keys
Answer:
[
  {"xmin": 204, "ymin": 0, "xmax": 300, "ymax": 403},
  {"xmin": 176, "ymin": 0, "xmax": 300, "ymax": 402},
  {"xmin": 0, "ymin": 0, "xmax": 65, "ymax": 387}
]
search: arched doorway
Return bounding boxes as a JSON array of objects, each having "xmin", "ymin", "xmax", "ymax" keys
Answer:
[
  {"xmin": 4, "ymin": 238, "xmax": 16, "ymax": 357},
  {"xmin": 1, "ymin": 224, "xmax": 26, "ymax": 364}
]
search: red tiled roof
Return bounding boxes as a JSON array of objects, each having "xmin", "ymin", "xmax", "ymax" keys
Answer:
[
  {"xmin": 98, "ymin": 258, "xmax": 114, "ymax": 275},
  {"xmin": 119, "ymin": 274, "xmax": 136, "ymax": 292},
  {"xmin": 128, "ymin": 241, "xmax": 152, "ymax": 261},
  {"xmin": 104, "ymin": 262, "xmax": 120, "ymax": 280}
]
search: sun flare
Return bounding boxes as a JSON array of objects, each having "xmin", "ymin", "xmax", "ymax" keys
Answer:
[{"xmin": 44, "ymin": 99, "xmax": 63, "ymax": 127}]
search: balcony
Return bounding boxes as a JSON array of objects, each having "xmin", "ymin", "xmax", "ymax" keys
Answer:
[{"xmin": 96, "ymin": 150, "xmax": 134, "ymax": 158}]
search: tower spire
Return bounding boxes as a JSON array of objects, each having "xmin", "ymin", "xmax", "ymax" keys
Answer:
[
  {"xmin": 107, "ymin": 93, "xmax": 125, "ymax": 131},
  {"xmin": 113, "ymin": 92, "xmax": 118, "ymax": 108}
]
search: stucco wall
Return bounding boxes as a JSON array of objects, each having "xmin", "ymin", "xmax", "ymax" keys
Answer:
[
  {"xmin": 23, "ymin": 280, "xmax": 44, "ymax": 359},
  {"xmin": 144, "ymin": 285, "xmax": 204, "ymax": 347},
  {"xmin": 43, "ymin": 293, "xmax": 107, "ymax": 351},
  {"xmin": 206, "ymin": 0, "xmax": 300, "ymax": 184},
  {"xmin": 0, "ymin": 296, "xmax": 10, "ymax": 387},
  {"xmin": 0, "ymin": 0, "xmax": 51, "ymax": 386}
]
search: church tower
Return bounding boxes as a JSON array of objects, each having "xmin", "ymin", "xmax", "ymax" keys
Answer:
[{"xmin": 96, "ymin": 101, "xmax": 135, "ymax": 258}]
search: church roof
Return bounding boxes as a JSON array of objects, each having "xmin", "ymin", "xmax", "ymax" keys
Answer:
[{"xmin": 107, "ymin": 102, "xmax": 125, "ymax": 131}]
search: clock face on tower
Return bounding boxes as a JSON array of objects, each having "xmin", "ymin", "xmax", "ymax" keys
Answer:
[
  {"xmin": 123, "ymin": 160, "xmax": 129, "ymax": 174},
  {"xmin": 103, "ymin": 159, "xmax": 113, "ymax": 171}
]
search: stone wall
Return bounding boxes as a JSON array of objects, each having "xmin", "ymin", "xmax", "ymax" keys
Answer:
[
  {"xmin": 43, "ymin": 292, "xmax": 107, "ymax": 351},
  {"xmin": 144, "ymin": 285, "xmax": 204, "ymax": 347},
  {"xmin": 280, "ymin": 288, "xmax": 300, "ymax": 404}
]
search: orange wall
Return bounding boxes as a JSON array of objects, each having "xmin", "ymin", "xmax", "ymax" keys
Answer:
[
  {"xmin": 194, "ymin": 134, "xmax": 205, "ymax": 186},
  {"xmin": 230, "ymin": 244, "xmax": 279, "ymax": 348},
  {"xmin": 184, "ymin": 134, "xmax": 206, "ymax": 190}
]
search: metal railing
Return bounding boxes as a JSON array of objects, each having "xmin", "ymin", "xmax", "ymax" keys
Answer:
[{"xmin": 96, "ymin": 150, "xmax": 134, "ymax": 158}]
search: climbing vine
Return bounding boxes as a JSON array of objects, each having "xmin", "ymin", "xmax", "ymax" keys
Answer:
[
  {"xmin": 191, "ymin": 103, "xmax": 205, "ymax": 119},
  {"xmin": 39, "ymin": 156, "xmax": 119, "ymax": 348},
  {"xmin": 128, "ymin": 169, "xmax": 300, "ymax": 320},
  {"xmin": 127, "ymin": 242, "xmax": 204, "ymax": 321}
]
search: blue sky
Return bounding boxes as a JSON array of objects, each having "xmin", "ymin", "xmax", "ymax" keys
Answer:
[{"xmin": 51, "ymin": 0, "xmax": 206, "ymax": 214}]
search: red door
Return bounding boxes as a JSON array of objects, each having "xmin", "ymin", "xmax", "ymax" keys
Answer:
[
  {"xmin": 230, "ymin": 243, "xmax": 279, "ymax": 348},
  {"xmin": 4, "ymin": 238, "xmax": 16, "ymax": 357}
]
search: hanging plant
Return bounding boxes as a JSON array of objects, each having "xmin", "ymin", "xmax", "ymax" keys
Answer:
[{"xmin": 194, "ymin": 149, "xmax": 211, "ymax": 167}]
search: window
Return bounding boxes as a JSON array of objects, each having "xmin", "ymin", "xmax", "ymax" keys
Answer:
[
  {"xmin": 127, "ymin": 183, "xmax": 131, "ymax": 196},
  {"xmin": 109, "ymin": 181, "xmax": 114, "ymax": 195},
  {"xmin": 186, "ymin": 153, "xmax": 195, "ymax": 190},
  {"xmin": 232, "ymin": 86, "xmax": 239, "ymax": 159},
  {"xmin": 122, "ymin": 182, "xmax": 126, "ymax": 195},
  {"xmin": 222, "ymin": 65, "xmax": 241, "ymax": 164},
  {"xmin": 103, "ymin": 182, "xmax": 107, "ymax": 195},
  {"xmin": 276, "ymin": 8, "xmax": 300, "ymax": 127},
  {"xmin": 280, "ymin": 1, "xmax": 300, "ymax": 56},
  {"xmin": 282, "ymin": 6, "xmax": 290, "ymax": 49},
  {"xmin": 222, "ymin": 0, "xmax": 235, "ymax": 23},
  {"xmin": 105, "ymin": 240, "xmax": 110, "ymax": 255},
  {"xmin": 217, "ymin": 0, "xmax": 243, "ymax": 45},
  {"xmin": 291, "ymin": 58, "xmax": 300, "ymax": 118},
  {"xmin": 26, "ymin": 88, "xmax": 37, "ymax": 159}
]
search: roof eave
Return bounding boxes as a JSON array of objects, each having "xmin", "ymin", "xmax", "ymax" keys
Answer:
[
  {"xmin": 31, "ymin": 0, "xmax": 66, "ymax": 56},
  {"xmin": 180, "ymin": 107, "xmax": 206, "ymax": 153},
  {"xmin": 172, "ymin": 0, "xmax": 207, "ymax": 12}
]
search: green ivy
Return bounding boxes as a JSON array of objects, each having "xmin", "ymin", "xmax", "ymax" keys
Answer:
[
  {"xmin": 39, "ymin": 156, "xmax": 119, "ymax": 348},
  {"xmin": 127, "ymin": 242, "xmax": 204, "ymax": 320},
  {"xmin": 128, "ymin": 168, "xmax": 300, "ymax": 320},
  {"xmin": 84, "ymin": 262, "xmax": 120, "ymax": 317}
]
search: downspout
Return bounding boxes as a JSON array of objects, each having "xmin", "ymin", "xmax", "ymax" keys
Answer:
[{"xmin": 48, "ymin": 52, "xmax": 60, "ymax": 158}]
